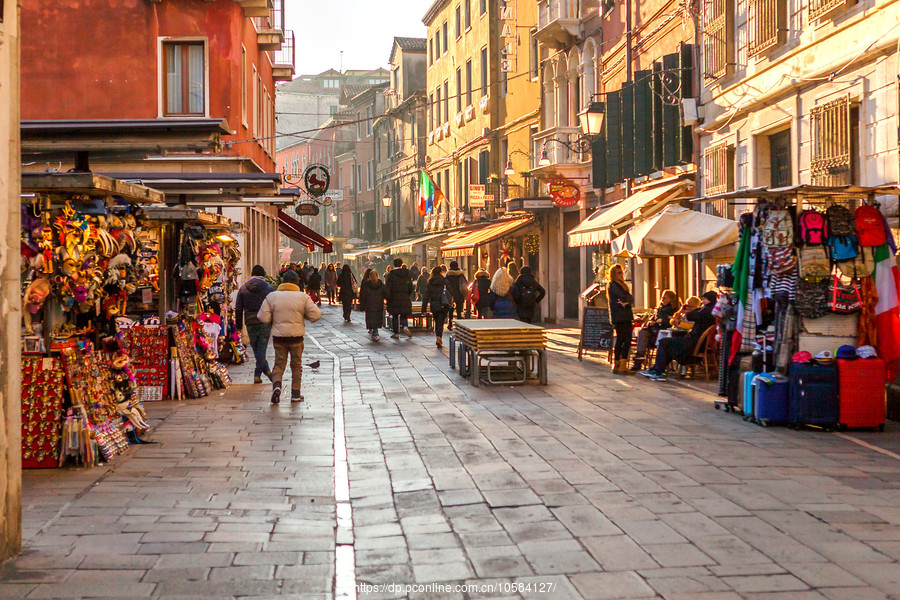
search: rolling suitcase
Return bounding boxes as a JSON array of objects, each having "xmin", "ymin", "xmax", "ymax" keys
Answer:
[
  {"xmin": 740, "ymin": 371, "xmax": 760, "ymax": 420},
  {"xmin": 753, "ymin": 374, "xmax": 789, "ymax": 426},
  {"xmin": 789, "ymin": 363, "xmax": 839, "ymax": 430},
  {"xmin": 837, "ymin": 358, "xmax": 886, "ymax": 430},
  {"xmin": 719, "ymin": 353, "xmax": 751, "ymax": 413}
]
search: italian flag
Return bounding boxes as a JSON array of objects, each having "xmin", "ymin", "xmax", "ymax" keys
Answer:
[{"xmin": 873, "ymin": 243, "xmax": 900, "ymax": 363}]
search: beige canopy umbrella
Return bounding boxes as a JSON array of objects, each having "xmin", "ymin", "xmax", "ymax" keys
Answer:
[{"xmin": 611, "ymin": 205, "xmax": 739, "ymax": 257}]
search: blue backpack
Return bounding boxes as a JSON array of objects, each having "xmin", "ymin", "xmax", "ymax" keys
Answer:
[{"xmin": 829, "ymin": 234, "xmax": 858, "ymax": 262}]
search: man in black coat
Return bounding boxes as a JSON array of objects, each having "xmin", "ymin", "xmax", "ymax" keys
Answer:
[
  {"xmin": 235, "ymin": 265, "xmax": 275, "ymax": 383},
  {"xmin": 511, "ymin": 266, "xmax": 546, "ymax": 323},
  {"xmin": 445, "ymin": 260, "xmax": 468, "ymax": 322},
  {"xmin": 384, "ymin": 258, "xmax": 413, "ymax": 338},
  {"xmin": 642, "ymin": 291, "xmax": 718, "ymax": 381}
]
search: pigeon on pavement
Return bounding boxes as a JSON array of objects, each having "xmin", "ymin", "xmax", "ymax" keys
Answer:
[{"xmin": 307, "ymin": 360, "xmax": 320, "ymax": 369}]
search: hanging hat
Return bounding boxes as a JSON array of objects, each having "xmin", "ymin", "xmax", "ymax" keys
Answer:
[
  {"xmin": 835, "ymin": 345, "xmax": 858, "ymax": 360},
  {"xmin": 792, "ymin": 351, "xmax": 812, "ymax": 363},
  {"xmin": 857, "ymin": 345, "xmax": 878, "ymax": 359}
]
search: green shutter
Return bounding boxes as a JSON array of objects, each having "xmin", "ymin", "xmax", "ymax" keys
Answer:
[
  {"xmin": 651, "ymin": 62, "xmax": 664, "ymax": 171},
  {"xmin": 592, "ymin": 136, "xmax": 608, "ymax": 189},
  {"xmin": 680, "ymin": 43, "xmax": 695, "ymax": 164},
  {"xmin": 661, "ymin": 52, "xmax": 680, "ymax": 167},
  {"xmin": 621, "ymin": 82, "xmax": 635, "ymax": 180},
  {"xmin": 633, "ymin": 70, "xmax": 653, "ymax": 177},
  {"xmin": 605, "ymin": 89, "xmax": 622, "ymax": 185}
]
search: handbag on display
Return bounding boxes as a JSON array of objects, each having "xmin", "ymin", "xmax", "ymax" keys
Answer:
[
  {"xmin": 768, "ymin": 247, "xmax": 797, "ymax": 275},
  {"xmin": 830, "ymin": 274, "xmax": 861, "ymax": 314},
  {"xmin": 796, "ymin": 279, "xmax": 830, "ymax": 319}
]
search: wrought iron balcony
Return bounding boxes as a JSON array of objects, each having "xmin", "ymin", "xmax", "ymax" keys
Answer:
[{"xmin": 273, "ymin": 30, "xmax": 295, "ymax": 82}]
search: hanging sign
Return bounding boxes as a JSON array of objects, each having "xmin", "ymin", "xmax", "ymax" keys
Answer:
[
  {"xmin": 500, "ymin": 0, "xmax": 517, "ymax": 73},
  {"xmin": 303, "ymin": 165, "xmax": 330, "ymax": 198},
  {"xmin": 295, "ymin": 203, "xmax": 320, "ymax": 217},
  {"xmin": 549, "ymin": 180, "xmax": 580, "ymax": 207},
  {"xmin": 469, "ymin": 184, "xmax": 493, "ymax": 209}
]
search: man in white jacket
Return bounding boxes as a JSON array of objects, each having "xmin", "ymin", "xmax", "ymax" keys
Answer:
[{"xmin": 257, "ymin": 269, "xmax": 322, "ymax": 404}]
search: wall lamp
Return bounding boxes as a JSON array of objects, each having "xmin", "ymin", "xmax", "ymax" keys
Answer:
[{"xmin": 539, "ymin": 100, "xmax": 606, "ymax": 166}]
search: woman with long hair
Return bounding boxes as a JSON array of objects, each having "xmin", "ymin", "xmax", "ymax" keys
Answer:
[
  {"xmin": 607, "ymin": 264, "xmax": 634, "ymax": 374},
  {"xmin": 336, "ymin": 264, "xmax": 357, "ymax": 322},
  {"xmin": 359, "ymin": 270, "xmax": 386, "ymax": 341},
  {"xmin": 631, "ymin": 289, "xmax": 680, "ymax": 371},
  {"xmin": 489, "ymin": 266, "xmax": 517, "ymax": 319},
  {"xmin": 324, "ymin": 263, "xmax": 337, "ymax": 304},
  {"xmin": 420, "ymin": 266, "xmax": 450, "ymax": 348}
]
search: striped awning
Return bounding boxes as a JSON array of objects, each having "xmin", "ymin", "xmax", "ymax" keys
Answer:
[
  {"xmin": 278, "ymin": 210, "xmax": 333, "ymax": 253},
  {"xmin": 440, "ymin": 217, "xmax": 534, "ymax": 257}
]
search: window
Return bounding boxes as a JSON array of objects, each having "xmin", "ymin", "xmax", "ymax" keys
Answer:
[
  {"xmin": 429, "ymin": 37, "xmax": 434, "ymax": 65},
  {"xmin": 768, "ymin": 130, "xmax": 792, "ymax": 187},
  {"xmin": 810, "ymin": 95, "xmax": 854, "ymax": 186},
  {"xmin": 455, "ymin": 6, "xmax": 461, "ymax": 39},
  {"xmin": 809, "ymin": 0, "xmax": 855, "ymax": 20},
  {"xmin": 443, "ymin": 81, "xmax": 449, "ymax": 122},
  {"xmin": 241, "ymin": 47, "xmax": 247, "ymax": 126},
  {"xmin": 356, "ymin": 112, "xmax": 361, "ymax": 140},
  {"xmin": 430, "ymin": 93, "xmax": 435, "ymax": 128},
  {"xmin": 366, "ymin": 106, "xmax": 372, "ymax": 136},
  {"xmin": 367, "ymin": 160, "xmax": 374, "ymax": 190},
  {"xmin": 435, "ymin": 29, "xmax": 441, "ymax": 58},
  {"xmin": 480, "ymin": 0, "xmax": 486, "ymax": 14},
  {"xmin": 456, "ymin": 68, "xmax": 463, "ymax": 112},
  {"xmin": 465, "ymin": 0, "xmax": 471, "ymax": 29},
  {"xmin": 163, "ymin": 41, "xmax": 205, "ymax": 116},
  {"xmin": 442, "ymin": 22, "xmax": 448, "ymax": 53},
  {"xmin": 704, "ymin": 142, "xmax": 735, "ymax": 196},
  {"xmin": 703, "ymin": 0, "xmax": 734, "ymax": 80},
  {"xmin": 356, "ymin": 164, "xmax": 362, "ymax": 194},
  {"xmin": 480, "ymin": 47, "xmax": 488, "ymax": 97},
  {"xmin": 465, "ymin": 60, "xmax": 473, "ymax": 106},
  {"xmin": 500, "ymin": 69, "xmax": 508, "ymax": 98},
  {"xmin": 529, "ymin": 32, "xmax": 539, "ymax": 80},
  {"xmin": 329, "ymin": 105, "xmax": 338, "ymax": 115},
  {"xmin": 436, "ymin": 88, "xmax": 442, "ymax": 124},
  {"xmin": 251, "ymin": 66, "xmax": 258, "ymax": 134},
  {"xmin": 748, "ymin": 0, "xmax": 785, "ymax": 57}
]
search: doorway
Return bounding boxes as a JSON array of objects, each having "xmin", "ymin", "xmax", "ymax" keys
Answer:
[{"xmin": 563, "ymin": 212, "xmax": 581, "ymax": 319}]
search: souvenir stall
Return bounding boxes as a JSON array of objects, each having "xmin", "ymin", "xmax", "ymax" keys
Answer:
[
  {"xmin": 19, "ymin": 173, "xmax": 163, "ymax": 468},
  {"xmin": 700, "ymin": 186, "xmax": 900, "ymax": 431}
]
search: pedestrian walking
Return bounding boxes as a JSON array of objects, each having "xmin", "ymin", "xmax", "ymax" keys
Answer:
[
  {"xmin": 642, "ymin": 291, "xmax": 718, "ymax": 381},
  {"xmin": 416, "ymin": 267, "xmax": 430, "ymax": 301},
  {"xmin": 323, "ymin": 263, "xmax": 337, "ymax": 304},
  {"xmin": 256, "ymin": 270, "xmax": 322, "ymax": 404},
  {"xmin": 359, "ymin": 269, "xmax": 386, "ymax": 341},
  {"xmin": 489, "ymin": 266, "xmax": 517, "ymax": 319},
  {"xmin": 607, "ymin": 264, "xmax": 634, "ymax": 375},
  {"xmin": 306, "ymin": 266, "xmax": 322, "ymax": 306},
  {"xmin": 445, "ymin": 261, "xmax": 468, "ymax": 321},
  {"xmin": 420, "ymin": 266, "xmax": 450, "ymax": 349},
  {"xmin": 410, "ymin": 262, "xmax": 421, "ymax": 282},
  {"xmin": 336, "ymin": 264, "xmax": 357, "ymax": 322},
  {"xmin": 384, "ymin": 258, "xmax": 413, "ymax": 338},
  {"xmin": 470, "ymin": 267, "xmax": 492, "ymax": 318},
  {"xmin": 235, "ymin": 265, "xmax": 275, "ymax": 384},
  {"xmin": 511, "ymin": 266, "xmax": 546, "ymax": 324},
  {"xmin": 631, "ymin": 289, "xmax": 680, "ymax": 371}
]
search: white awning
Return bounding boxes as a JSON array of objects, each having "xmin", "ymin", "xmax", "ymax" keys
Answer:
[
  {"xmin": 388, "ymin": 232, "xmax": 448, "ymax": 254},
  {"xmin": 611, "ymin": 205, "xmax": 739, "ymax": 257},
  {"xmin": 567, "ymin": 179, "xmax": 693, "ymax": 247}
]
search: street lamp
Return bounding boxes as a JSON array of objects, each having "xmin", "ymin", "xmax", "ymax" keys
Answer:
[
  {"xmin": 331, "ymin": 213, "xmax": 337, "ymax": 222},
  {"xmin": 578, "ymin": 101, "xmax": 606, "ymax": 137},
  {"xmin": 504, "ymin": 160, "xmax": 515, "ymax": 176},
  {"xmin": 381, "ymin": 192, "xmax": 392, "ymax": 207}
]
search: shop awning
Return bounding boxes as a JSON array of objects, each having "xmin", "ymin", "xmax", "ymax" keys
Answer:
[
  {"xmin": 567, "ymin": 179, "xmax": 692, "ymax": 247},
  {"xmin": 440, "ymin": 217, "xmax": 534, "ymax": 257},
  {"xmin": 610, "ymin": 205, "xmax": 739, "ymax": 257},
  {"xmin": 278, "ymin": 210, "xmax": 333, "ymax": 253},
  {"xmin": 388, "ymin": 232, "xmax": 448, "ymax": 254}
]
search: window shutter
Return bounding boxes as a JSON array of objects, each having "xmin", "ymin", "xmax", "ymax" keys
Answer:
[
  {"xmin": 592, "ymin": 136, "xmax": 608, "ymax": 190},
  {"xmin": 680, "ymin": 43, "xmax": 695, "ymax": 164},
  {"xmin": 605, "ymin": 89, "xmax": 623, "ymax": 185},
  {"xmin": 633, "ymin": 70, "xmax": 653, "ymax": 178},
  {"xmin": 748, "ymin": 0, "xmax": 786, "ymax": 57},
  {"xmin": 651, "ymin": 62, "xmax": 664, "ymax": 171},
  {"xmin": 620, "ymin": 82, "xmax": 635, "ymax": 180},
  {"xmin": 703, "ymin": 0, "xmax": 734, "ymax": 80},
  {"xmin": 661, "ymin": 52, "xmax": 680, "ymax": 167},
  {"xmin": 810, "ymin": 94, "xmax": 851, "ymax": 186},
  {"xmin": 704, "ymin": 142, "xmax": 735, "ymax": 196}
]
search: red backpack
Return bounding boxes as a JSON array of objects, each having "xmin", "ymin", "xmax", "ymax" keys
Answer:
[
  {"xmin": 855, "ymin": 205, "xmax": 887, "ymax": 247},
  {"xmin": 798, "ymin": 209, "xmax": 828, "ymax": 245}
]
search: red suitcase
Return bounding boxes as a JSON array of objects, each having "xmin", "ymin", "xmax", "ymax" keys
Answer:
[{"xmin": 837, "ymin": 358, "xmax": 886, "ymax": 430}]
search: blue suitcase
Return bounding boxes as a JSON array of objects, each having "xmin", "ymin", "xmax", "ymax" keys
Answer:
[
  {"xmin": 753, "ymin": 375, "xmax": 789, "ymax": 426},
  {"xmin": 741, "ymin": 371, "xmax": 760, "ymax": 420},
  {"xmin": 789, "ymin": 363, "xmax": 839, "ymax": 430}
]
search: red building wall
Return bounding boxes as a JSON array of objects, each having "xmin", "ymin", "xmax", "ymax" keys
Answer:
[{"xmin": 21, "ymin": 0, "xmax": 277, "ymax": 171}]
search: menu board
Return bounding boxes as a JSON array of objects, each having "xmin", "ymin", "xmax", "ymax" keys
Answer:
[{"xmin": 578, "ymin": 307, "xmax": 614, "ymax": 360}]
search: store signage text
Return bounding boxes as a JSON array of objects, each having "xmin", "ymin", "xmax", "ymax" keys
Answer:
[
  {"xmin": 549, "ymin": 180, "xmax": 580, "ymax": 207},
  {"xmin": 468, "ymin": 184, "xmax": 494, "ymax": 209},
  {"xmin": 500, "ymin": 0, "xmax": 517, "ymax": 73}
]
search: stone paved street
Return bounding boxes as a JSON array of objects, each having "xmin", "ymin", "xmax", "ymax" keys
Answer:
[{"xmin": 4, "ymin": 305, "xmax": 900, "ymax": 599}]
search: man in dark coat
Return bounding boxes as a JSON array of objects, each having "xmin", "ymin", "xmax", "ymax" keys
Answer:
[
  {"xmin": 235, "ymin": 265, "xmax": 275, "ymax": 383},
  {"xmin": 445, "ymin": 260, "xmax": 468, "ymax": 322},
  {"xmin": 336, "ymin": 265, "xmax": 357, "ymax": 322},
  {"xmin": 642, "ymin": 291, "xmax": 718, "ymax": 381},
  {"xmin": 511, "ymin": 266, "xmax": 546, "ymax": 323},
  {"xmin": 384, "ymin": 258, "xmax": 413, "ymax": 338}
]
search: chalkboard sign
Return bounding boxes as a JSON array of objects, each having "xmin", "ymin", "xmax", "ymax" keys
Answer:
[{"xmin": 578, "ymin": 307, "xmax": 614, "ymax": 360}]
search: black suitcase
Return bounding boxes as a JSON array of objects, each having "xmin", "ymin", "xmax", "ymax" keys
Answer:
[
  {"xmin": 789, "ymin": 362, "xmax": 839, "ymax": 430},
  {"xmin": 718, "ymin": 353, "xmax": 751, "ymax": 412}
]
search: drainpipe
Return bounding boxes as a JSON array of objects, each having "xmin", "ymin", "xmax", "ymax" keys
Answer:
[{"xmin": 624, "ymin": 0, "xmax": 633, "ymax": 196}]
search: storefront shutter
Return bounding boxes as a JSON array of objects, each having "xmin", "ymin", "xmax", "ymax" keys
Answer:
[
  {"xmin": 651, "ymin": 62, "xmax": 664, "ymax": 171},
  {"xmin": 621, "ymin": 82, "xmax": 636, "ymax": 180},
  {"xmin": 592, "ymin": 136, "xmax": 608, "ymax": 190},
  {"xmin": 680, "ymin": 43, "xmax": 695, "ymax": 164},
  {"xmin": 661, "ymin": 52, "xmax": 681, "ymax": 167},
  {"xmin": 605, "ymin": 89, "xmax": 622, "ymax": 185},
  {"xmin": 633, "ymin": 70, "xmax": 653, "ymax": 177}
]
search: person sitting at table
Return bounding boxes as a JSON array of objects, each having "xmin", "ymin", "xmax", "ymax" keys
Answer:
[
  {"xmin": 631, "ymin": 289, "xmax": 680, "ymax": 371},
  {"xmin": 671, "ymin": 296, "xmax": 702, "ymax": 330},
  {"xmin": 607, "ymin": 264, "xmax": 634, "ymax": 375},
  {"xmin": 641, "ymin": 291, "xmax": 718, "ymax": 381},
  {"xmin": 421, "ymin": 266, "xmax": 451, "ymax": 349}
]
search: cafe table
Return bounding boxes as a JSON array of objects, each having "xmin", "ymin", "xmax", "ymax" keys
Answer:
[{"xmin": 449, "ymin": 319, "xmax": 548, "ymax": 387}]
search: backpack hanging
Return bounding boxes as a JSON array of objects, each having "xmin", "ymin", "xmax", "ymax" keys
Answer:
[
  {"xmin": 768, "ymin": 247, "xmax": 797, "ymax": 276},
  {"xmin": 798, "ymin": 209, "xmax": 828, "ymax": 245},
  {"xmin": 797, "ymin": 279, "xmax": 830, "ymax": 319},
  {"xmin": 826, "ymin": 204, "xmax": 855, "ymax": 237},
  {"xmin": 828, "ymin": 234, "xmax": 859, "ymax": 262},
  {"xmin": 798, "ymin": 246, "xmax": 830, "ymax": 281},
  {"xmin": 855, "ymin": 205, "xmax": 888, "ymax": 247},
  {"xmin": 837, "ymin": 246, "xmax": 875, "ymax": 279},
  {"xmin": 761, "ymin": 210, "xmax": 793, "ymax": 248}
]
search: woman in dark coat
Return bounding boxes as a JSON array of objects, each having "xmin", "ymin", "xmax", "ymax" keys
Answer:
[
  {"xmin": 607, "ymin": 264, "xmax": 634, "ymax": 374},
  {"xmin": 511, "ymin": 266, "xmax": 546, "ymax": 323},
  {"xmin": 631, "ymin": 289, "xmax": 679, "ymax": 371},
  {"xmin": 384, "ymin": 258, "xmax": 413, "ymax": 338},
  {"xmin": 470, "ymin": 268, "xmax": 492, "ymax": 318},
  {"xmin": 359, "ymin": 270, "xmax": 386, "ymax": 341},
  {"xmin": 336, "ymin": 264, "xmax": 357, "ymax": 322},
  {"xmin": 306, "ymin": 268, "xmax": 322, "ymax": 306},
  {"xmin": 420, "ymin": 266, "xmax": 450, "ymax": 349}
]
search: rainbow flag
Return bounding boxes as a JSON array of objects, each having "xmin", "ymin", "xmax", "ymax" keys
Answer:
[{"xmin": 418, "ymin": 171, "xmax": 444, "ymax": 216}]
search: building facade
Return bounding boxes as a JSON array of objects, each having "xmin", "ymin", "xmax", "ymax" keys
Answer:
[
  {"xmin": 20, "ymin": 0, "xmax": 296, "ymax": 276},
  {"xmin": 0, "ymin": 0, "xmax": 21, "ymax": 563}
]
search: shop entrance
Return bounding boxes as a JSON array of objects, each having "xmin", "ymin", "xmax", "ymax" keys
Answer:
[{"xmin": 563, "ymin": 212, "xmax": 581, "ymax": 319}]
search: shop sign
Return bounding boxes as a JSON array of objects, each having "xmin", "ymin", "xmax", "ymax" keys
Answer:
[
  {"xmin": 438, "ymin": 214, "xmax": 446, "ymax": 229},
  {"xmin": 472, "ymin": 208, "xmax": 483, "ymax": 220},
  {"xmin": 324, "ymin": 189, "xmax": 343, "ymax": 203},
  {"xmin": 469, "ymin": 184, "xmax": 493, "ymax": 208},
  {"xmin": 450, "ymin": 208, "xmax": 459, "ymax": 226},
  {"xmin": 506, "ymin": 197, "xmax": 555, "ymax": 211},
  {"xmin": 295, "ymin": 203, "xmax": 320, "ymax": 217},
  {"xmin": 303, "ymin": 164, "xmax": 330, "ymax": 198},
  {"xmin": 500, "ymin": 0, "xmax": 517, "ymax": 73},
  {"xmin": 549, "ymin": 180, "xmax": 580, "ymax": 207}
]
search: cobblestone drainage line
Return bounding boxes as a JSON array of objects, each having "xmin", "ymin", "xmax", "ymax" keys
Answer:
[{"xmin": 307, "ymin": 333, "xmax": 356, "ymax": 600}]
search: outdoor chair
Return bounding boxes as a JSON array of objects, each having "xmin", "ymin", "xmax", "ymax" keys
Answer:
[{"xmin": 674, "ymin": 325, "xmax": 719, "ymax": 381}]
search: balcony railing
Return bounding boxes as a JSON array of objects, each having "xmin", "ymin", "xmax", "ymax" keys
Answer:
[
  {"xmin": 270, "ymin": 0, "xmax": 285, "ymax": 31},
  {"xmin": 533, "ymin": 126, "xmax": 586, "ymax": 168},
  {"xmin": 274, "ymin": 30, "xmax": 295, "ymax": 67},
  {"xmin": 536, "ymin": 0, "xmax": 580, "ymax": 47},
  {"xmin": 809, "ymin": 0, "xmax": 851, "ymax": 20},
  {"xmin": 748, "ymin": 0, "xmax": 784, "ymax": 57}
]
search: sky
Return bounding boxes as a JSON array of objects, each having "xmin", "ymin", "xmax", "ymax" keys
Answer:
[{"xmin": 285, "ymin": 0, "xmax": 429, "ymax": 75}]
